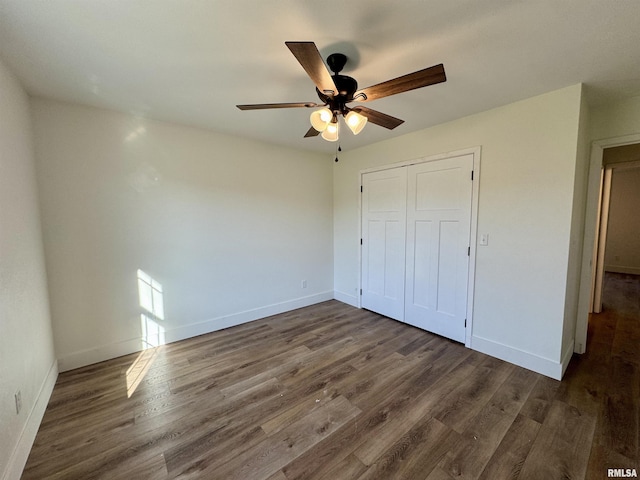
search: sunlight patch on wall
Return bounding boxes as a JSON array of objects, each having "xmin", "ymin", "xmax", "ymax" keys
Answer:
[
  {"xmin": 126, "ymin": 269, "xmax": 166, "ymax": 397},
  {"xmin": 124, "ymin": 125, "xmax": 146, "ymax": 143},
  {"xmin": 137, "ymin": 268, "xmax": 166, "ymax": 348}
]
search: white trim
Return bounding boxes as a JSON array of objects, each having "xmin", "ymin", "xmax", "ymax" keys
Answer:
[
  {"xmin": 57, "ymin": 291, "xmax": 334, "ymax": 372},
  {"xmin": 560, "ymin": 340, "xmax": 575, "ymax": 378},
  {"xmin": 358, "ymin": 146, "xmax": 481, "ymax": 348},
  {"xmin": 588, "ymin": 168, "xmax": 604, "ymax": 317},
  {"xmin": 333, "ymin": 290, "xmax": 359, "ymax": 307},
  {"xmin": 2, "ymin": 360, "xmax": 58, "ymax": 480},
  {"xmin": 466, "ymin": 147, "xmax": 481, "ymax": 348},
  {"xmin": 357, "ymin": 167, "xmax": 363, "ymax": 310},
  {"xmin": 575, "ymin": 133, "xmax": 640, "ymax": 355},
  {"xmin": 609, "ymin": 159, "xmax": 640, "ymax": 170},
  {"xmin": 470, "ymin": 335, "xmax": 568, "ymax": 380},
  {"xmin": 604, "ymin": 265, "xmax": 640, "ymax": 275},
  {"xmin": 593, "ymin": 167, "xmax": 612, "ymax": 313},
  {"xmin": 359, "ymin": 146, "xmax": 481, "ymax": 174}
]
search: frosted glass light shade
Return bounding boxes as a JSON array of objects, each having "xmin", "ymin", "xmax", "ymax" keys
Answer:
[
  {"xmin": 345, "ymin": 110, "xmax": 367, "ymax": 135},
  {"xmin": 321, "ymin": 121, "xmax": 339, "ymax": 142},
  {"xmin": 310, "ymin": 108, "xmax": 332, "ymax": 132}
]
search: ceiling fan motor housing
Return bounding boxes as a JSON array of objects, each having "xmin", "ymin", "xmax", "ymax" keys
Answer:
[
  {"xmin": 327, "ymin": 53, "xmax": 347, "ymax": 74},
  {"xmin": 314, "ymin": 53, "xmax": 359, "ymax": 113}
]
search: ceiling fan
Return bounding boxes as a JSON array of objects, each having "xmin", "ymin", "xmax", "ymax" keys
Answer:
[{"xmin": 236, "ymin": 42, "xmax": 446, "ymax": 142}]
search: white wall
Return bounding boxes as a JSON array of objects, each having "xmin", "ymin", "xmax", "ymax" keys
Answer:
[
  {"xmin": 0, "ymin": 60, "xmax": 56, "ymax": 480},
  {"xmin": 560, "ymin": 87, "xmax": 590, "ymax": 362},
  {"xmin": 334, "ymin": 84, "xmax": 584, "ymax": 379},
  {"xmin": 605, "ymin": 167, "xmax": 640, "ymax": 274},
  {"xmin": 591, "ymin": 95, "xmax": 640, "ymax": 140},
  {"xmin": 32, "ymin": 98, "xmax": 334, "ymax": 371}
]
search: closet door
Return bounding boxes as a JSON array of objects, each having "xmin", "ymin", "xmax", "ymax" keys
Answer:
[
  {"xmin": 404, "ymin": 154, "xmax": 473, "ymax": 342},
  {"xmin": 361, "ymin": 167, "xmax": 407, "ymax": 321}
]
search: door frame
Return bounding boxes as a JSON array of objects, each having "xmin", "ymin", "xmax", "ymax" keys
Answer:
[
  {"xmin": 575, "ymin": 133, "xmax": 640, "ymax": 354},
  {"xmin": 592, "ymin": 167, "xmax": 612, "ymax": 314},
  {"xmin": 358, "ymin": 146, "xmax": 481, "ymax": 347}
]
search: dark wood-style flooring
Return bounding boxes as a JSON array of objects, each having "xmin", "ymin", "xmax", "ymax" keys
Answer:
[{"xmin": 22, "ymin": 273, "xmax": 639, "ymax": 479}]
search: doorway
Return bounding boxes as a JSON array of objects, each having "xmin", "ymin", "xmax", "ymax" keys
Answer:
[
  {"xmin": 576, "ymin": 136, "xmax": 640, "ymax": 354},
  {"xmin": 596, "ymin": 162, "xmax": 640, "ymax": 310}
]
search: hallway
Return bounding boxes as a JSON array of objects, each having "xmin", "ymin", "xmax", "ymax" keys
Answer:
[{"xmin": 566, "ymin": 272, "xmax": 639, "ymax": 477}]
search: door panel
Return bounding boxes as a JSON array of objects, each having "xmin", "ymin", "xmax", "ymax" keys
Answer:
[
  {"xmin": 361, "ymin": 168, "xmax": 407, "ymax": 321},
  {"xmin": 437, "ymin": 220, "xmax": 460, "ymax": 316},
  {"xmin": 404, "ymin": 155, "xmax": 473, "ymax": 342},
  {"xmin": 415, "ymin": 167, "xmax": 464, "ymax": 211},
  {"xmin": 412, "ymin": 220, "xmax": 433, "ymax": 309}
]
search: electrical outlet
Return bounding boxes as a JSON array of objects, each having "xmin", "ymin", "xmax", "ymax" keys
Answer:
[
  {"xmin": 15, "ymin": 391, "xmax": 22, "ymax": 415},
  {"xmin": 301, "ymin": 280, "xmax": 307, "ymax": 289}
]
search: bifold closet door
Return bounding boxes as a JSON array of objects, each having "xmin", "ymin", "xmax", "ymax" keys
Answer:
[
  {"xmin": 404, "ymin": 155, "xmax": 473, "ymax": 342},
  {"xmin": 361, "ymin": 167, "xmax": 407, "ymax": 321},
  {"xmin": 361, "ymin": 154, "xmax": 474, "ymax": 343}
]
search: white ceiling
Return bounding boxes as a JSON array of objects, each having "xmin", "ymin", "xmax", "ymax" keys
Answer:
[{"xmin": 2, "ymin": 0, "xmax": 640, "ymax": 153}]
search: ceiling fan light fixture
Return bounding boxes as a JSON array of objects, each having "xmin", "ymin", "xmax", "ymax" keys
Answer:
[
  {"xmin": 345, "ymin": 110, "xmax": 367, "ymax": 135},
  {"xmin": 321, "ymin": 120, "xmax": 339, "ymax": 142},
  {"xmin": 310, "ymin": 108, "xmax": 332, "ymax": 132}
]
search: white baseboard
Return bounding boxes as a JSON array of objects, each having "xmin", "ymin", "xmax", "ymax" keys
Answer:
[
  {"xmin": 604, "ymin": 265, "xmax": 640, "ymax": 275},
  {"xmin": 470, "ymin": 335, "xmax": 565, "ymax": 380},
  {"xmin": 333, "ymin": 290, "xmax": 359, "ymax": 307},
  {"xmin": 163, "ymin": 291, "xmax": 334, "ymax": 344},
  {"xmin": 2, "ymin": 359, "xmax": 58, "ymax": 480},
  {"xmin": 57, "ymin": 291, "xmax": 334, "ymax": 372},
  {"xmin": 560, "ymin": 339, "xmax": 575, "ymax": 377},
  {"xmin": 57, "ymin": 337, "xmax": 148, "ymax": 372}
]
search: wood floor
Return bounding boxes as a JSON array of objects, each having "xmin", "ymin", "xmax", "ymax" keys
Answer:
[{"xmin": 22, "ymin": 273, "xmax": 639, "ymax": 479}]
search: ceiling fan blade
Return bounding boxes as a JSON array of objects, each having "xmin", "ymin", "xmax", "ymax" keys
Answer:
[
  {"xmin": 237, "ymin": 102, "xmax": 320, "ymax": 110},
  {"xmin": 304, "ymin": 126, "xmax": 321, "ymax": 138},
  {"xmin": 355, "ymin": 64, "xmax": 446, "ymax": 102},
  {"xmin": 351, "ymin": 106, "xmax": 404, "ymax": 130},
  {"xmin": 285, "ymin": 41, "xmax": 338, "ymax": 96}
]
